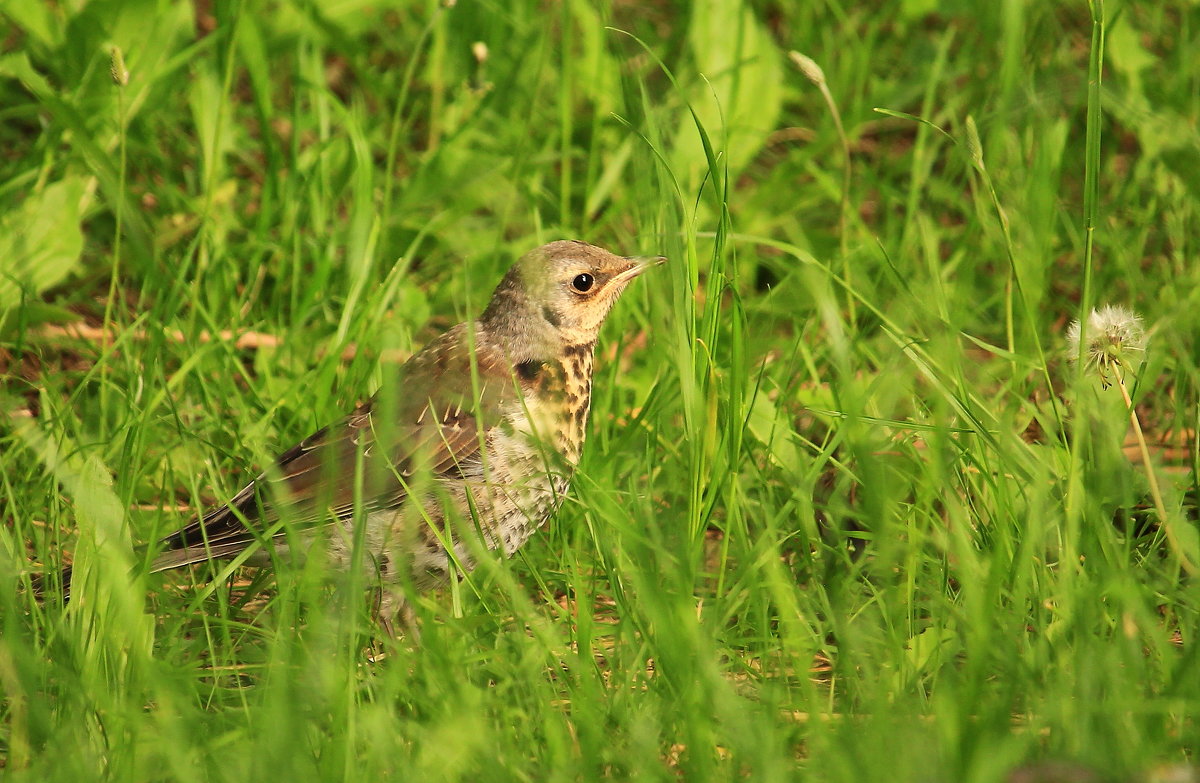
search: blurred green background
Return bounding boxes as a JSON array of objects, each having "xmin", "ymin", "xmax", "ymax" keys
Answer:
[{"xmin": 1, "ymin": 1, "xmax": 1198, "ymax": 780}]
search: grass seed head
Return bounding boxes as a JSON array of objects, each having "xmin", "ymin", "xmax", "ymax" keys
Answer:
[{"xmin": 110, "ymin": 46, "xmax": 129, "ymax": 87}]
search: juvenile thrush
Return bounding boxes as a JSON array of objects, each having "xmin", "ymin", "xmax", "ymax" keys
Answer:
[{"xmin": 116, "ymin": 240, "xmax": 658, "ymax": 630}]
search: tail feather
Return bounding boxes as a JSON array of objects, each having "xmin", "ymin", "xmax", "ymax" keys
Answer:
[
  {"xmin": 36, "ymin": 529, "xmax": 256, "ymax": 605},
  {"xmin": 39, "ymin": 488, "xmax": 266, "ymax": 604},
  {"xmin": 149, "ymin": 541, "xmax": 254, "ymax": 573}
]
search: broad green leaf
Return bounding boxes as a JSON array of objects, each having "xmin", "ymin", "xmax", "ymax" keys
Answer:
[
  {"xmin": 0, "ymin": 0, "xmax": 60, "ymax": 49},
  {"xmin": 1107, "ymin": 16, "xmax": 1156, "ymax": 79},
  {"xmin": 0, "ymin": 177, "xmax": 89, "ymax": 312},
  {"xmin": 15, "ymin": 413, "xmax": 153, "ymax": 685},
  {"xmin": 572, "ymin": 0, "xmax": 621, "ymax": 112},
  {"xmin": 746, "ymin": 391, "xmax": 802, "ymax": 476},
  {"xmin": 0, "ymin": 301, "xmax": 81, "ymax": 339},
  {"xmin": 905, "ymin": 626, "xmax": 960, "ymax": 673},
  {"xmin": 674, "ymin": 0, "xmax": 782, "ymax": 184}
]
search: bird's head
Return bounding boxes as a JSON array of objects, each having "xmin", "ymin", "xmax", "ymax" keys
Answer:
[{"xmin": 482, "ymin": 240, "xmax": 663, "ymax": 352}]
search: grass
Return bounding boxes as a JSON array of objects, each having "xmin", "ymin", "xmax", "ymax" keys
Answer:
[{"xmin": 2, "ymin": 1, "xmax": 1199, "ymax": 780}]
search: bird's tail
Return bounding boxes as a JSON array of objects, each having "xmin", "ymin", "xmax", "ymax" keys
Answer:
[
  {"xmin": 31, "ymin": 564, "xmax": 73, "ymax": 603},
  {"xmin": 30, "ymin": 539, "xmax": 253, "ymax": 606},
  {"xmin": 148, "ymin": 541, "xmax": 251, "ymax": 573},
  {"xmin": 32, "ymin": 496, "xmax": 262, "ymax": 604}
]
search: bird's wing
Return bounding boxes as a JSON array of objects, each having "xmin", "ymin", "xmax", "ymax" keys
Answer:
[{"xmin": 153, "ymin": 327, "xmax": 518, "ymax": 571}]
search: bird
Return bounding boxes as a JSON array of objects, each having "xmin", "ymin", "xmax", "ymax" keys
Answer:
[{"xmin": 54, "ymin": 240, "xmax": 662, "ymax": 633}]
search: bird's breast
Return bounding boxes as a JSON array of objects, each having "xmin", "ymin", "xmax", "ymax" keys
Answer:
[
  {"xmin": 506, "ymin": 359, "xmax": 591, "ymax": 465},
  {"xmin": 503, "ymin": 344, "xmax": 594, "ymax": 464},
  {"xmin": 558, "ymin": 350, "xmax": 593, "ymax": 464}
]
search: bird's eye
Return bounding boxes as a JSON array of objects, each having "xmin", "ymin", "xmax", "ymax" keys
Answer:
[{"xmin": 571, "ymin": 273, "xmax": 595, "ymax": 293}]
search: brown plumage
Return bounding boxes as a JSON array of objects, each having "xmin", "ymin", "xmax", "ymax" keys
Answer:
[{"xmin": 61, "ymin": 240, "xmax": 661, "ymax": 632}]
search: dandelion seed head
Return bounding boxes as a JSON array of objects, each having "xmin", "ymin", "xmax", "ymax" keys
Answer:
[{"xmin": 1066, "ymin": 304, "xmax": 1146, "ymax": 388}]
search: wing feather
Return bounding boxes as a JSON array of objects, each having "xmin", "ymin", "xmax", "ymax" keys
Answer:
[{"xmin": 153, "ymin": 325, "xmax": 516, "ymax": 570}]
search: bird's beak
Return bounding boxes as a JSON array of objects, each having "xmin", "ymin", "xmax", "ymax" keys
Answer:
[{"xmin": 614, "ymin": 255, "xmax": 667, "ymax": 284}]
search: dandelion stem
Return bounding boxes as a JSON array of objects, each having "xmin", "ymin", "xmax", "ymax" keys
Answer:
[{"xmin": 1114, "ymin": 365, "xmax": 1197, "ymax": 576}]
